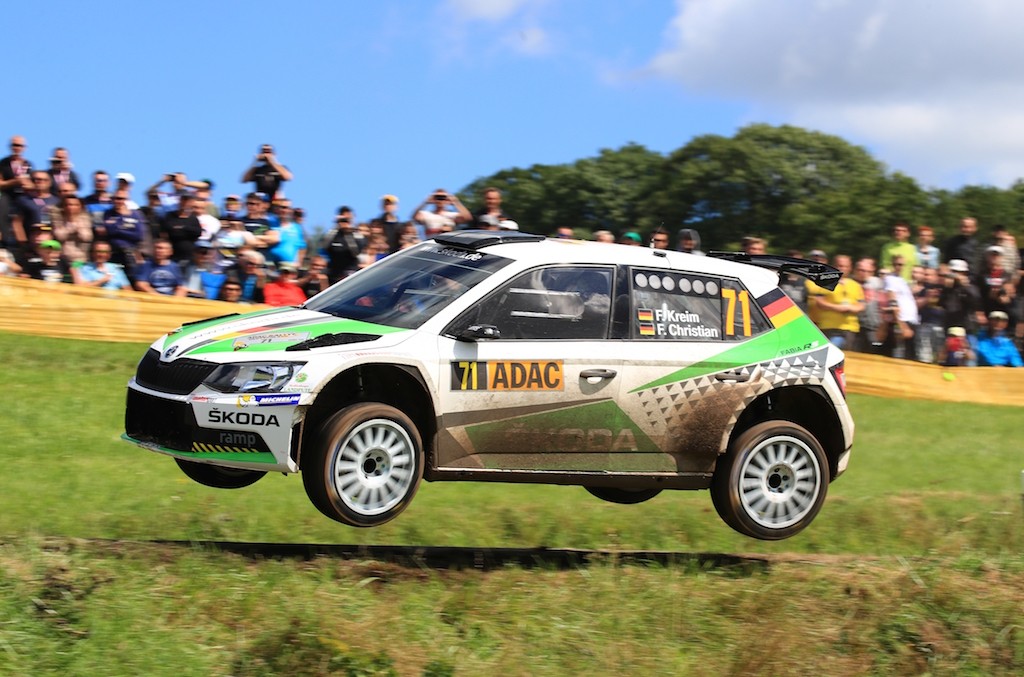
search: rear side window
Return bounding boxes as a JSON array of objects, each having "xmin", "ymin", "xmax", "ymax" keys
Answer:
[{"xmin": 629, "ymin": 269, "xmax": 771, "ymax": 341}]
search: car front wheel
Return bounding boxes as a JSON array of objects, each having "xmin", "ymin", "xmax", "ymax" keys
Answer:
[
  {"xmin": 303, "ymin": 403, "xmax": 423, "ymax": 528},
  {"xmin": 711, "ymin": 420, "xmax": 829, "ymax": 540},
  {"xmin": 174, "ymin": 458, "xmax": 266, "ymax": 489}
]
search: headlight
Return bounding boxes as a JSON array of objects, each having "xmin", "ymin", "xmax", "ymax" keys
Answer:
[{"xmin": 203, "ymin": 362, "xmax": 304, "ymax": 393}]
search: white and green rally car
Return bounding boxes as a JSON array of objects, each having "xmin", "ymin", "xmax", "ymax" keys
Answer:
[{"xmin": 125, "ymin": 231, "xmax": 854, "ymax": 540}]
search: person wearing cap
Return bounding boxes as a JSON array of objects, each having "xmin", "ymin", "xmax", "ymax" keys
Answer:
[
  {"xmin": 940, "ymin": 259, "xmax": 982, "ymax": 341},
  {"xmin": 242, "ymin": 144, "xmax": 292, "ymax": 202},
  {"xmin": 181, "ymin": 245, "xmax": 225, "ymax": 300},
  {"xmin": 222, "ymin": 195, "xmax": 244, "ymax": 220},
  {"xmin": 619, "ymin": 232, "xmax": 642, "ymax": 246},
  {"xmin": 21, "ymin": 238, "xmax": 71, "ymax": 283},
  {"xmin": 943, "ymin": 327, "xmax": 973, "ymax": 367},
  {"xmin": 880, "ymin": 222, "xmax": 917, "ymax": 282},
  {"xmin": 976, "ymin": 310, "xmax": 1022, "ymax": 367},
  {"xmin": 46, "ymin": 147, "xmax": 80, "ymax": 192},
  {"xmin": 115, "ymin": 173, "xmax": 139, "ymax": 210},
  {"xmin": 262, "ymin": 262, "xmax": 307, "ymax": 307}
]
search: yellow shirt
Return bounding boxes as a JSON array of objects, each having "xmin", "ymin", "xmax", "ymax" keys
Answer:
[{"xmin": 805, "ymin": 278, "xmax": 865, "ymax": 332}]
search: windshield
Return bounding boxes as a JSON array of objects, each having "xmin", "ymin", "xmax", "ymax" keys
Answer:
[{"xmin": 304, "ymin": 243, "xmax": 512, "ymax": 329}]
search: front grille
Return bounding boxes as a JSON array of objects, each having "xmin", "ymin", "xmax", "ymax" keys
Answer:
[
  {"xmin": 125, "ymin": 388, "xmax": 195, "ymax": 451},
  {"xmin": 134, "ymin": 348, "xmax": 219, "ymax": 395}
]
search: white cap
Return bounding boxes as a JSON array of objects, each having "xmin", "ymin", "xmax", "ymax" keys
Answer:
[
  {"xmin": 116, "ymin": 172, "xmax": 135, "ymax": 184},
  {"xmin": 498, "ymin": 219, "xmax": 519, "ymax": 231}
]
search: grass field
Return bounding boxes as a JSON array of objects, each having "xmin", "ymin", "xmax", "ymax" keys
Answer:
[{"xmin": 1, "ymin": 332, "xmax": 1021, "ymax": 675}]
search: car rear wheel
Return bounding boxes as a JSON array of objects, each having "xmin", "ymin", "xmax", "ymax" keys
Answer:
[
  {"xmin": 175, "ymin": 458, "xmax": 266, "ymax": 489},
  {"xmin": 303, "ymin": 403, "xmax": 423, "ymax": 528},
  {"xmin": 711, "ymin": 420, "xmax": 829, "ymax": 540},
  {"xmin": 585, "ymin": 487, "xmax": 662, "ymax": 504}
]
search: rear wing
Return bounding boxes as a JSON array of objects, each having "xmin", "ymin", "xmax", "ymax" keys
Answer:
[{"xmin": 707, "ymin": 251, "xmax": 842, "ymax": 291}]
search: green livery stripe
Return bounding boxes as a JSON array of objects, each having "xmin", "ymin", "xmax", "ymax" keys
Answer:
[
  {"xmin": 629, "ymin": 316, "xmax": 824, "ymax": 393},
  {"xmin": 164, "ymin": 307, "xmax": 287, "ymax": 348},
  {"xmin": 123, "ymin": 434, "xmax": 277, "ymax": 464},
  {"xmin": 183, "ymin": 318, "xmax": 407, "ymax": 356}
]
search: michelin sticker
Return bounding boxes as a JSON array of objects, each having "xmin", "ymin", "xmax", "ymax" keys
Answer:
[{"xmin": 236, "ymin": 393, "xmax": 302, "ymax": 408}]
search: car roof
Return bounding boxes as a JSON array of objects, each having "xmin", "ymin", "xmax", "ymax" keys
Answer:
[{"xmin": 432, "ymin": 233, "xmax": 777, "ymax": 285}]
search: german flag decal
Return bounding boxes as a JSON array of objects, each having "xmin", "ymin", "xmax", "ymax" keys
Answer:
[
  {"xmin": 637, "ymin": 308, "xmax": 656, "ymax": 335},
  {"xmin": 757, "ymin": 288, "xmax": 803, "ymax": 329}
]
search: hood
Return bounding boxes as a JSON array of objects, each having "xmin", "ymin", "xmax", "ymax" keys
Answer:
[{"xmin": 159, "ymin": 306, "xmax": 410, "ymax": 360}]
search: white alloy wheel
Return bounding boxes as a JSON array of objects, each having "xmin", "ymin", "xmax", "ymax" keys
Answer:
[
  {"xmin": 331, "ymin": 418, "xmax": 416, "ymax": 517},
  {"xmin": 737, "ymin": 435, "xmax": 821, "ymax": 529},
  {"xmin": 303, "ymin": 403, "xmax": 424, "ymax": 528}
]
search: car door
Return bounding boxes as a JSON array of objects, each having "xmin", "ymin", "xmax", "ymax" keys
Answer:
[
  {"xmin": 434, "ymin": 265, "xmax": 634, "ymax": 473},
  {"xmin": 613, "ymin": 267, "xmax": 775, "ymax": 475}
]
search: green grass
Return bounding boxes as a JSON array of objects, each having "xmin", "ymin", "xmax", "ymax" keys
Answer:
[{"xmin": 1, "ymin": 332, "xmax": 1022, "ymax": 675}]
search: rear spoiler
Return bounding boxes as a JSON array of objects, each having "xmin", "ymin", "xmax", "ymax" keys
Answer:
[{"xmin": 707, "ymin": 251, "xmax": 842, "ymax": 291}]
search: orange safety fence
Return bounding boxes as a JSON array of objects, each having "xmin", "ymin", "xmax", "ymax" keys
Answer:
[
  {"xmin": 2, "ymin": 276, "xmax": 1022, "ymax": 406},
  {"xmin": 0, "ymin": 276, "xmax": 269, "ymax": 343}
]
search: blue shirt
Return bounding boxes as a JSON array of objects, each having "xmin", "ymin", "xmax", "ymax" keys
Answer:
[
  {"xmin": 134, "ymin": 260, "xmax": 183, "ymax": 295},
  {"xmin": 78, "ymin": 261, "xmax": 131, "ymax": 290},
  {"xmin": 267, "ymin": 221, "xmax": 307, "ymax": 265},
  {"xmin": 976, "ymin": 331, "xmax": 1023, "ymax": 367}
]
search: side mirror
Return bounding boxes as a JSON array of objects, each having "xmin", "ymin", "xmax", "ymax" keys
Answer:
[{"xmin": 457, "ymin": 324, "xmax": 501, "ymax": 341}]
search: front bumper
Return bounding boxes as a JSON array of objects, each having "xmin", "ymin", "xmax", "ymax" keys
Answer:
[{"xmin": 124, "ymin": 380, "xmax": 303, "ymax": 472}]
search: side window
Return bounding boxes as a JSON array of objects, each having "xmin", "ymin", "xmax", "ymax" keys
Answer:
[
  {"xmin": 629, "ymin": 269, "xmax": 770, "ymax": 341},
  {"xmin": 455, "ymin": 266, "xmax": 613, "ymax": 340}
]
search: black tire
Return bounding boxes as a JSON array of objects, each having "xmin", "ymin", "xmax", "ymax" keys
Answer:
[
  {"xmin": 302, "ymin": 403, "xmax": 423, "ymax": 528},
  {"xmin": 711, "ymin": 420, "xmax": 829, "ymax": 540},
  {"xmin": 585, "ymin": 487, "xmax": 662, "ymax": 504},
  {"xmin": 175, "ymin": 458, "xmax": 266, "ymax": 489}
]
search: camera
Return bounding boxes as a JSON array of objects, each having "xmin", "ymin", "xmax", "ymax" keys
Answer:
[{"xmin": 434, "ymin": 193, "xmax": 447, "ymax": 201}]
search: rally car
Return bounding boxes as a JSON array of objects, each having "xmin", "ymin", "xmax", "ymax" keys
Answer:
[{"xmin": 124, "ymin": 231, "xmax": 854, "ymax": 540}]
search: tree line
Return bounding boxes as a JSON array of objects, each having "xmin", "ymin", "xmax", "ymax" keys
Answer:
[{"xmin": 457, "ymin": 124, "xmax": 1024, "ymax": 259}]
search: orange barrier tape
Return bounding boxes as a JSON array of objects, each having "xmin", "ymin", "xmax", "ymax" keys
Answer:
[
  {"xmin": 2, "ymin": 277, "xmax": 1022, "ymax": 406},
  {"xmin": 843, "ymin": 351, "xmax": 1024, "ymax": 408},
  {"xmin": 0, "ymin": 276, "xmax": 269, "ymax": 343}
]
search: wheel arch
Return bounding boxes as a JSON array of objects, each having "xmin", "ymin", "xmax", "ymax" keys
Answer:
[
  {"xmin": 294, "ymin": 363, "xmax": 437, "ymax": 470},
  {"xmin": 727, "ymin": 385, "xmax": 845, "ymax": 481}
]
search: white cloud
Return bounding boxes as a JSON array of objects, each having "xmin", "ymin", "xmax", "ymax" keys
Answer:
[
  {"xmin": 645, "ymin": 0, "xmax": 1024, "ymax": 187},
  {"xmin": 445, "ymin": 0, "xmax": 539, "ymax": 22}
]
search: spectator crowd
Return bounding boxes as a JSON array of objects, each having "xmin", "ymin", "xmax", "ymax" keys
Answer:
[{"xmin": 1, "ymin": 133, "xmax": 1021, "ymax": 367}]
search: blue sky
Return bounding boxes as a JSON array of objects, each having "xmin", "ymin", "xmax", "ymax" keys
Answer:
[{"xmin": 7, "ymin": 0, "xmax": 1024, "ymax": 234}]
